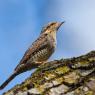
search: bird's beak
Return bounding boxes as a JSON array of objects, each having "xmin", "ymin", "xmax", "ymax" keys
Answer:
[{"xmin": 57, "ymin": 21, "xmax": 65, "ymax": 30}]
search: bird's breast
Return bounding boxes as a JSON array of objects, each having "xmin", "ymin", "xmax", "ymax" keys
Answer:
[{"xmin": 27, "ymin": 47, "xmax": 54, "ymax": 63}]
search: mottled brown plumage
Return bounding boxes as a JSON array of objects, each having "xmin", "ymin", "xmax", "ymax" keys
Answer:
[{"xmin": 0, "ymin": 21, "xmax": 64, "ymax": 90}]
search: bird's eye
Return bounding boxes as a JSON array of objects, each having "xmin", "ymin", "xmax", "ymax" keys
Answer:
[{"xmin": 45, "ymin": 33, "xmax": 48, "ymax": 36}]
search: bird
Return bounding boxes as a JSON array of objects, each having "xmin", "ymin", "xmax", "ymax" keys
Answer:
[{"xmin": 0, "ymin": 21, "xmax": 64, "ymax": 90}]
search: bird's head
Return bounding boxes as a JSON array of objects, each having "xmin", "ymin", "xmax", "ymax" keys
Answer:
[{"xmin": 41, "ymin": 21, "xmax": 65, "ymax": 34}]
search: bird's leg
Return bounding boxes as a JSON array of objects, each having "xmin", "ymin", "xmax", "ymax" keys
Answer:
[
  {"xmin": 33, "ymin": 61, "xmax": 48, "ymax": 68},
  {"xmin": 34, "ymin": 61, "xmax": 44, "ymax": 65},
  {"xmin": 34, "ymin": 61, "xmax": 47, "ymax": 66}
]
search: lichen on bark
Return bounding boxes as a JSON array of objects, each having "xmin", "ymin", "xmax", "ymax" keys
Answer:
[{"xmin": 3, "ymin": 51, "xmax": 95, "ymax": 95}]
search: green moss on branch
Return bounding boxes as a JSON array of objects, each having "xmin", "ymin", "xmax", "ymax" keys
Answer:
[{"xmin": 4, "ymin": 51, "xmax": 95, "ymax": 95}]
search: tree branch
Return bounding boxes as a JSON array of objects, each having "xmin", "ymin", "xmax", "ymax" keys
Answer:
[{"xmin": 4, "ymin": 51, "xmax": 95, "ymax": 95}]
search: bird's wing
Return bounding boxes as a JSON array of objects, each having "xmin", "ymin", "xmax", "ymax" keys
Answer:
[{"xmin": 15, "ymin": 34, "xmax": 49, "ymax": 70}]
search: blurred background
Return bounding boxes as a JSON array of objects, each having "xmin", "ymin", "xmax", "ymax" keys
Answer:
[{"xmin": 0, "ymin": 0, "xmax": 95, "ymax": 94}]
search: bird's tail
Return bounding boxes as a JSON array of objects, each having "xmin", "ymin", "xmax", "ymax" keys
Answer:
[
  {"xmin": 0, "ymin": 62, "xmax": 39, "ymax": 90},
  {"xmin": 0, "ymin": 72, "xmax": 18, "ymax": 90}
]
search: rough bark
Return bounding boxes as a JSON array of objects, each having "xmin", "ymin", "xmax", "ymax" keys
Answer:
[{"xmin": 3, "ymin": 51, "xmax": 95, "ymax": 95}]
